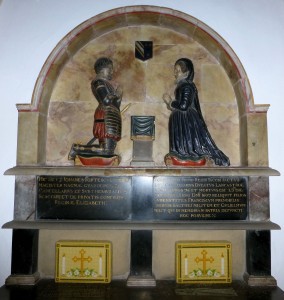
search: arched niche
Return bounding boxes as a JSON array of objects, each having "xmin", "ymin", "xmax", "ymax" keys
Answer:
[{"xmin": 16, "ymin": 6, "xmax": 269, "ymax": 167}]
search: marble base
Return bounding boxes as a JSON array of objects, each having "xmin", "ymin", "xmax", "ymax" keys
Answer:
[
  {"xmin": 127, "ymin": 275, "xmax": 156, "ymax": 287},
  {"xmin": 243, "ymin": 272, "xmax": 277, "ymax": 287},
  {"xmin": 5, "ymin": 272, "xmax": 40, "ymax": 286}
]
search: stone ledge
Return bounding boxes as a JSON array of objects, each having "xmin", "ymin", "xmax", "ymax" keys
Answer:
[
  {"xmin": 243, "ymin": 272, "xmax": 277, "ymax": 287},
  {"xmin": 5, "ymin": 272, "xmax": 40, "ymax": 286},
  {"xmin": 2, "ymin": 220, "xmax": 281, "ymax": 231},
  {"xmin": 4, "ymin": 166, "xmax": 280, "ymax": 177},
  {"xmin": 127, "ymin": 275, "xmax": 156, "ymax": 287}
]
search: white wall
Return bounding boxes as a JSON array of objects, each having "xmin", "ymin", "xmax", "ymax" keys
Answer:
[{"xmin": 0, "ymin": 0, "xmax": 283, "ymax": 288}]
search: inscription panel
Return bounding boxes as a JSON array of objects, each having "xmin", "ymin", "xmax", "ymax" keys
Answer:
[
  {"xmin": 153, "ymin": 176, "xmax": 248, "ymax": 220},
  {"xmin": 37, "ymin": 176, "xmax": 131, "ymax": 220},
  {"xmin": 37, "ymin": 175, "xmax": 248, "ymax": 221}
]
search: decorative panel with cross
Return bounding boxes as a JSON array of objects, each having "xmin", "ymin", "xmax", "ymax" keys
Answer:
[
  {"xmin": 176, "ymin": 241, "xmax": 232, "ymax": 284},
  {"xmin": 55, "ymin": 240, "xmax": 111, "ymax": 283}
]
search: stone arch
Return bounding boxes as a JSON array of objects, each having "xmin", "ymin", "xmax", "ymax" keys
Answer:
[{"xmin": 17, "ymin": 6, "xmax": 266, "ymax": 166}]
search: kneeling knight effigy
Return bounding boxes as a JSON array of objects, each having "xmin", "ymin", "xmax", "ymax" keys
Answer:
[{"xmin": 69, "ymin": 57, "xmax": 123, "ymax": 166}]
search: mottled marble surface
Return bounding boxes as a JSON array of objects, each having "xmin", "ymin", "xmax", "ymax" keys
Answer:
[
  {"xmin": 47, "ymin": 26, "xmax": 239, "ymax": 166},
  {"xmin": 15, "ymin": 7, "xmax": 270, "ymax": 168},
  {"xmin": 249, "ymin": 177, "xmax": 270, "ymax": 221}
]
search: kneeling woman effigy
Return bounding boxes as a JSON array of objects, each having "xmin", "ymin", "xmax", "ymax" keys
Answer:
[{"xmin": 163, "ymin": 58, "xmax": 230, "ymax": 167}]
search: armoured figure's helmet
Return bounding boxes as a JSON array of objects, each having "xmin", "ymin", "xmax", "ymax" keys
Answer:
[{"xmin": 94, "ymin": 57, "xmax": 113, "ymax": 74}]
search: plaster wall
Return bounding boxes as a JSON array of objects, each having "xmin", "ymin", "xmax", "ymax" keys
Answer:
[
  {"xmin": 38, "ymin": 230, "xmax": 131, "ymax": 280},
  {"xmin": 38, "ymin": 230, "xmax": 245, "ymax": 281}
]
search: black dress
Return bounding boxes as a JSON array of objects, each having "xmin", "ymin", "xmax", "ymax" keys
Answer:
[{"xmin": 169, "ymin": 78, "xmax": 230, "ymax": 166}]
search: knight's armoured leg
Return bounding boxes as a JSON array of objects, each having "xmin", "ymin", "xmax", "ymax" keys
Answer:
[{"xmin": 102, "ymin": 138, "xmax": 116, "ymax": 155}]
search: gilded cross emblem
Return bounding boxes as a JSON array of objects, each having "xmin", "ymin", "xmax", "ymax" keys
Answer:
[
  {"xmin": 72, "ymin": 249, "xmax": 92, "ymax": 274},
  {"xmin": 195, "ymin": 250, "xmax": 214, "ymax": 274}
]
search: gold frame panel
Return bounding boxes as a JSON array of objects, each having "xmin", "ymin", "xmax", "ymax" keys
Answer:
[
  {"xmin": 176, "ymin": 241, "xmax": 232, "ymax": 284},
  {"xmin": 55, "ymin": 240, "xmax": 111, "ymax": 283}
]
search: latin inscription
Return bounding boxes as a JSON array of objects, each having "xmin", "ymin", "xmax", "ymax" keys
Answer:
[
  {"xmin": 37, "ymin": 175, "xmax": 248, "ymax": 221},
  {"xmin": 37, "ymin": 176, "xmax": 131, "ymax": 220},
  {"xmin": 153, "ymin": 177, "xmax": 248, "ymax": 220}
]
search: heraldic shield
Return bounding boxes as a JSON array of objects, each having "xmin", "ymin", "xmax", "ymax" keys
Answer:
[{"xmin": 135, "ymin": 41, "xmax": 153, "ymax": 61}]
